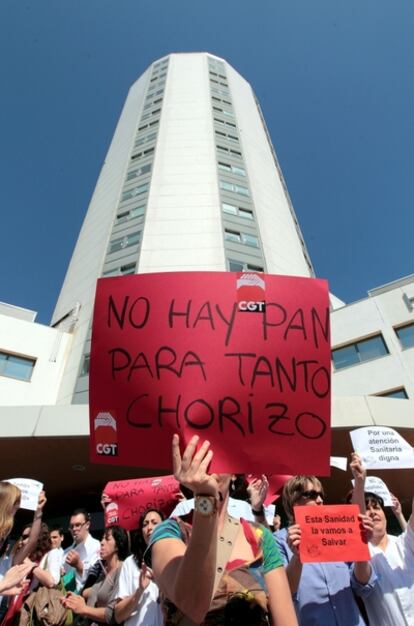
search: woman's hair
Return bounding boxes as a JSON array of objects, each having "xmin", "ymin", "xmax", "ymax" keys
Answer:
[
  {"xmin": 282, "ymin": 476, "xmax": 323, "ymax": 521},
  {"xmin": 131, "ymin": 508, "xmax": 165, "ymax": 564},
  {"xmin": 28, "ymin": 522, "xmax": 51, "ymax": 562},
  {"xmin": 104, "ymin": 525, "xmax": 129, "ymax": 561},
  {"xmin": 0, "ymin": 481, "xmax": 21, "ymax": 541}
]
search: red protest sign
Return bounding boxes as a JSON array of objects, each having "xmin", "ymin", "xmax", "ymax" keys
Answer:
[
  {"xmin": 294, "ymin": 504, "xmax": 370, "ymax": 563},
  {"xmin": 103, "ymin": 475, "xmax": 180, "ymax": 531},
  {"xmin": 90, "ymin": 272, "xmax": 331, "ymax": 474}
]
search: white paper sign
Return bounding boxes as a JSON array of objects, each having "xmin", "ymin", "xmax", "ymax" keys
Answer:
[
  {"xmin": 265, "ymin": 504, "xmax": 276, "ymax": 526},
  {"xmin": 330, "ymin": 456, "xmax": 348, "ymax": 471},
  {"xmin": 350, "ymin": 426, "xmax": 414, "ymax": 469},
  {"xmin": 6, "ymin": 478, "xmax": 43, "ymax": 511},
  {"xmin": 351, "ymin": 476, "xmax": 393, "ymax": 507}
]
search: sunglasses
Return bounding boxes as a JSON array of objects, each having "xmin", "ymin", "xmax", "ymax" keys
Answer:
[{"xmin": 300, "ymin": 489, "xmax": 324, "ymax": 501}]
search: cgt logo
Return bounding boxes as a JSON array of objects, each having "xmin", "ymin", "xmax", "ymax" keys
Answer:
[
  {"xmin": 94, "ymin": 412, "xmax": 118, "ymax": 457},
  {"xmin": 97, "ymin": 443, "xmax": 118, "ymax": 456},
  {"xmin": 238, "ymin": 300, "xmax": 265, "ymax": 312}
]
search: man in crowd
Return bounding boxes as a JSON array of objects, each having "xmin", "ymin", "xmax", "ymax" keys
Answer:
[{"xmin": 64, "ymin": 509, "xmax": 100, "ymax": 591}]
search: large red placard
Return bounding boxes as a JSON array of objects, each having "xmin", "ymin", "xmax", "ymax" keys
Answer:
[
  {"xmin": 103, "ymin": 475, "xmax": 180, "ymax": 531},
  {"xmin": 90, "ymin": 272, "xmax": 331, "ymax": 474}
]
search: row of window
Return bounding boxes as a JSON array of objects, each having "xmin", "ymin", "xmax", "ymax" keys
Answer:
[
  {"xmin": 116, "ymin": 204, "xmax": 145, "ymax": 225},
  {"xmin": 217, "ymin": 145, "xmax": 242, "ymax": 159},
  {"xmin": 222, "ymin": 202, "xmax": 253, "ymax": 220},
  {"xmin": 121, "ymin": 182, "xmax": 149, "ymax": 203},
  {"xmin": 219, "ymin": 180, "xmax": 249, "ymax": 197},
  {"xmin": 332, "ymin": 323, "xmax": 414, "ymax": 370},
  {"xmin": 103, "ymin": 262, "xmax": 136, "ymax": 277},
  {"xmin": 213, "ymin": 106, "xmax": 234, "ymax": 118},
  {"xmin": 126, "ymin": 163, "xmax": 151, "ymax": 181},
  {"xmin": 215, "ymin": 130, "xmax": 238, "ymax": 143},
  {"xmin": 131, "ymin": 147, "xmax": 154, "ymax": 161},
  {"xmin": 228, "ymin": 259, "xmax": 264, "ymax": 272},
  {"xmin": 0, "ymin": 351, "xmax": 35, "ymax": 382},
  {"xmin": 108, "ymin": 231, "xmax": 141, "ymax": 254},
  {"xmin": 218, "ymin": 162, "xmax": 246, "ymax": 177},
  {"xmin": 214, "ymin": 117, "xmax": 236, "ymax": 129},
  {"xmin": 225, "ymin": 229, "xmax": 259, "ymax": 247}
]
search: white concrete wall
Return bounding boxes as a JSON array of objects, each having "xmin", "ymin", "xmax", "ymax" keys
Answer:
[
  {"xmin": 139, "ymin": 53, "xmax": 224, "ymax": 271},
  {"xmin": 51, "ymin": 68, "xmax": 151, "ymax": 404},
  {"xmin": 0, "ymin": 313, "xmax": 72, "ymax": 405},
  {"xmin": 331, "ymin": 278, "xmax": 414, "ymax": 398}
]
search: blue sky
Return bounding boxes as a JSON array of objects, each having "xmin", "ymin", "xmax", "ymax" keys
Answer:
[{"xmin": 1, "ymin": 0, "xmax": 413, "ymax": 324}]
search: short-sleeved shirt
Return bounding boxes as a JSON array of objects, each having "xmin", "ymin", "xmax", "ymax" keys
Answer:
[{"xmin": 117, "ymin": 555, "xmax": 163, "ymax": 626}]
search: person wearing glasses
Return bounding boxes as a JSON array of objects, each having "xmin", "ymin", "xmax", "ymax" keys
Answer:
[
  {"xmin": 274, "ymin": 475, "xmax": 375, "ymax": 626},
  {"xmin": 64, "ymin": 509, "xmax": 100, "ymax": 591}
]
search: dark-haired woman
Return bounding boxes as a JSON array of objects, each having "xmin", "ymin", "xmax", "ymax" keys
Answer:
[
  {"xmin": 115, "ymin": 510, "xmax": 163, "ymax": 626},
  {"xmin": 63, "ymin": 526, "xmax": 129, "ymax": 625}
]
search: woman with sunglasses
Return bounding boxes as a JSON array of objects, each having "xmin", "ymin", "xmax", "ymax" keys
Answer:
[{"xmin": 275, "ymin": 475, "xmax": 374, "ymax": 626}]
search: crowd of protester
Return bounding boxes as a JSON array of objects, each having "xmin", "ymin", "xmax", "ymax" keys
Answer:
[{"xmin": 0, "ymin": 437, "xmax": 413, "ymax": 626}]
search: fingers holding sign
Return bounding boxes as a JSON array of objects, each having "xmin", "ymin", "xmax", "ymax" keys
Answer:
[{"xmin": 172, "ymin": 435, "xmax": 218, "ymax": 498}]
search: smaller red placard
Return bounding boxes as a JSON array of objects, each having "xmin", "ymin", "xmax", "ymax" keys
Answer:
[
  {"xmin": 294, "ymin": 504, "xmax": 370, "ymax": 563},
  {"xmin": 103, "ymin": 475, "xmax": 180, "ymax": 531}
]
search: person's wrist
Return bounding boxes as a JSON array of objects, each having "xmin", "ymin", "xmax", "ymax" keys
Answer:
[{"xmin": 252, "ymin": 504, "xmax": 265, "ymax": 516}]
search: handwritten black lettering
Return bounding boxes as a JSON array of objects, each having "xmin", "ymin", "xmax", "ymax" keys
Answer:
[
  {"xmin": 184, "ymin": 399, "xmax": 214, "ymax": 429},
  {"xmin": 266, "ymin": 402, "xmax": 294, "ymax": 436},
  {"xmin": 295, "ymin": 412, "xmax": 326, "ymax": 439}
]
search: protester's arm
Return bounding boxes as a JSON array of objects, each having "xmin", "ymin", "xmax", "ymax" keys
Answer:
[
  {"xmin": 62, "ymin": 593, "xmax": 106, "ymax": 623},
  {"xmin": 151, "ymin": 435, "xmax": 219, "ymax": 624},
  {"xmin": 0, "ymin": 561, "xmax": 35, "ymax": 595},
  {"xmin": 115, "ymin": 565, "xmax": 152, "ymax": 624},
  {"xmin": 391, "ymin": 494, "xmax": 408, "ymax": 532},
  {"xmin": 13, "ymin": 492, "xmax": 47, "ymax": 565},
  {"xmin": 284, "ymin": 524, "xmax": 303, "ymax": 594},
  {"xmin": 248, "ymin": 476, "xmax": 270, "ymax": 529},
  {"xmin": 408, "ymin": 496, "xmax": 414, "ymax": 532},
  {"xmin": 352, "ymin": 514, "xmax": 374, "ymax": 584},
  {"xmin": 265, "ymin": 568, "xmax": 298, "ymax": 626},
  {"xmin": 350, "ymin": 453, "xmax": 366, "ymax": 514}
]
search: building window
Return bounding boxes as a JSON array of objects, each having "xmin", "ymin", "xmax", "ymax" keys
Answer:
[
  {"xmin": 126, "ymin": 164, "xmax": 151, "ymax": 181},
  {"xmin": 121, "ymin": 183, "xmax": 149, "ymax": 202},
  {"xmin": 222, "ymin": 202, "xmax": 253, "ymax": 220},
  {"xmin": 219, "ymin": 180, "xmax": 249, "ymax": 196},
  {"xmin": 134, "ymin": 132, "xmax": 157, "ymax": 148},
  {"xmin": 395, "ymin": 323, "xmax": 414, "ymax": 350},
  {"xmin": 80, "ymin": 354, "xmax": 90, "ymax": 377},
  {"xmin": 218, "ymin": 162, "xmax": 246, "ymax": 177},
  {"xmin": 0, "ymin": 351, "xmax": 35, "ymax": 382},
  {"xmin": 103, "ymin": 262, "xmax": 136, "ymax": 277},
  {"xmin": 332, "ymin": 334, "xmax": 389, "ymax": 370},
  {"xmin": 108, "ymin": 232, "xmax": 140, "ymax": 254},
  {"xmin": 376, "ymin": 388, "xmax": 408, "ymax": 399},
  {"xmin": 116, "ymin": 205, "xmax": 145, "ymax": 224},
  {"xmin": 228, "ymin": 259, "xmax": 264, "ymax": 272},
  {"xmin": 224, "ymin": 230, "xmax": 259, "ymax": 247}
]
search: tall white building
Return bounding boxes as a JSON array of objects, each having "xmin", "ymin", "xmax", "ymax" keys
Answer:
[
  {"xmin": 1, "ymin": 53, "xmax": 413, "ymax": 517},
  {"xmin": 52, "ymin": 53, "xmax": 313, "ymax": 406}
]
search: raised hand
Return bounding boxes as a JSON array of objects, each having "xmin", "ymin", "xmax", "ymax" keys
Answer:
[
  {"xmin": 172, "ymin": 435, "xmax": 218, "ymax": 498},
  {"xmin": 247, "ymin": 475, "xmax": 269, "ymax": 510}
]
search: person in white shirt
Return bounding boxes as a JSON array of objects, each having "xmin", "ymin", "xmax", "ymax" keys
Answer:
[
  {"xmin": 115, "ymin": 509, "xmax": 163, "ymax": 626},
  {"xmin": 64, "ymin": 509, "xmax": 100, "ymax": 591},
  {"xmin": 351, "ymin": 454, "xmax": 414, "ymax": 626}
]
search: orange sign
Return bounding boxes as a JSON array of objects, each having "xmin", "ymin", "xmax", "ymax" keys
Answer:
[{"xmin": 294, "ymin": 504, "xmax": 371, "ymax": 563}]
